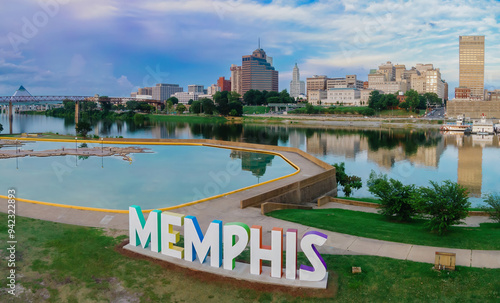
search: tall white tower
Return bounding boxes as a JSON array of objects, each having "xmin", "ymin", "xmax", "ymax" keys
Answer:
[{"xmin": 290, "ymin": 63, "xmax": 305, "ymax": 98}]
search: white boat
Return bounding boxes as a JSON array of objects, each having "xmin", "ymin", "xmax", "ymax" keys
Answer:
[
  {"xmin": 440, "ymin": 115, "xmax": 472, "ymax": 132},
  {"xmin": 471, "ymin": 114, "xmax": 495, "ymax": 135}
]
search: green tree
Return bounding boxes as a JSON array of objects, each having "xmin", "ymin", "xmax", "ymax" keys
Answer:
[
  {"xmin": 424, "ymin": 92, "xmax": 441, "ymax": 106},
  {"xmin": 228, "ymin": 101, "xmax": 243, "ymax": 116},
  {"xmin": 76, "ymin": 121, "xmax": 92, "ymax": 138},
  {"xmin": 200, "ymin": 98, "xmax": 215, "ymax": 115},
  {"xmin": 367, "ymin": 171, "xmax": 417, "ymax": 222},
  {"xmin": 399, "ymin": 101, "xmax": 409, "ymax": 111},
  {"xmin": 190, "ymin": 101, "xmax": 202, "ymax": 114},
  {"xmin": 229, "ymin": 91, "xmax": 241, "ymax": 103},
  {"xmin": 482, "ymin": 193, "xmax": 500, "ymax": 223},
  {"xmin": 0, "ymin": 122, "xmax": 3, "ymax": 133},
  {"xmin": 415, "ymin": 181, "xmax": 471, "ymax": 235},
  {"xmin": 176, "ymin": 104, "xmax": 187, "ymax": 113},
  {"xmin": 167, "ymin": 97, "xmax": 179, "ymax": 105},
  {"xmin": 81, "ymin": 101, "xmax": 97, "ymax": 112},
  {"xmin": 404, "ymin": 89, "xmax": 419, "ymax": 111},
  {"xmin": 385, "ymin": 93, "xmax": 399, "ymax": 108},
  {"xmin": 214, "ymin": 91, "xmax": 230, "ymax": 115},
  {"xmin": 417, "ymin": 95, "xmax": 427, "ymax": 110},
  {"xmin": 63, "ymin": 100, "xmax": 76, "ymax": 112},
  {"xmin": 188, "ymin": 99, "xmax": 194, "ymax": 105},
  {"xmin": 100, "ymin": 101, "xmax": 112, "ymax": 112},
  {"xmin": 267, "ymin": 96, "xmax": 280, "ymax": 104},
  {"xmin": 333, "ymin": 162, "xmax": 362, "ymax": 197},
  {"xmin": 278, "ymin": 89, "xmax": 294, "ymax": 103},
  {"xmin": 137, "ymin": 102, "xmax": 154, "ymax": 112},
  {"xmin": 243, "ymin": 89, "xmax": 265, "ymax": 105},
  {"xmin": 305, "ymin": 103, "xmax": 315, "ymax": 114},
  {"xmin": 126, "ymin": 100, "xmax": 139, "ymax": 111},
  {"xmin": 368, "ymin": 90, "xmax": 382, "ymax": 110},
  {"xmin": 166, "ymin": 100, "xmax": 174, "ymax": 113}
]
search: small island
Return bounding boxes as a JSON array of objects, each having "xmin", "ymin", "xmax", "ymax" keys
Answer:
[{"xmin": 0, "ymin": 139, "xmax": 152, "ymax": 161}]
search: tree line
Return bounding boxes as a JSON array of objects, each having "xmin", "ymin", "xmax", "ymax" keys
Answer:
[
  {"xmin": 243, "ymin": 89, "xmax": 295, "ymax": 105},
  {"xmin": 368, "ymin": 90, "xmax": 442, "ymax": 113}
]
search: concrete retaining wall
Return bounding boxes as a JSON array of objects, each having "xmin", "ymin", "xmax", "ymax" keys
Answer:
[
  {"xmin": 261, "ymin": 202, "xmax": 313, "ymax": 215},
  {"xmin": 240, "ymin": 169, "xmax": 337, "ymax": 208},
  {"xmin": 329, "ymin": 197, "xmax": 380, "ymax": 208}
]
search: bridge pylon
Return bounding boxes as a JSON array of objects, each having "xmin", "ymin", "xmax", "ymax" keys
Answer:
[{"xmin": 75, "ymin": 101, "xmax": 79, "ymax": 124}]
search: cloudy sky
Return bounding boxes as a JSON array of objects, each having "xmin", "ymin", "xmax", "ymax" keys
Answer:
[{"xmin": 0, "ymin": 0, "xmax": 499, "ymax": 97}]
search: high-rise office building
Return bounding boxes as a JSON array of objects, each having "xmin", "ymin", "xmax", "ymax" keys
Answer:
[
  {"xmin": 188, "ymin": 85, "xmax": 204, "ymax": 93},
  {"xmin": 152, "ymin": 84, "xmax": 183, "ymax": 101},
  {"xmin": 217, "ymin": 77, "xmax": 231, "ymax": 92},
  {"xmin": 289, "ymin": 63, "xmax": 305, "ymax": 98},
  {"xmin": 239, "ymin": 47, "xmax": 279, "ymax": 95},
  {"xmin": 230, "ymin": 64, "xmax": 242, "ymax": 95},
  {"xmin": 459, "ymin": 36, "xmax": 485, "ymax": 99}
]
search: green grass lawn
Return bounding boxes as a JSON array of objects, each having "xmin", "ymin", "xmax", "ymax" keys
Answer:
[
  {"xmin": 335, "ymin": 197, "xmax": 486, "ymax": 211},
  {"xmin": 146, "ymin": 114, "xmax": 227, "ymax": 124},
  {"xmin": 243, "ymin": 106, "xmax": 271, "ymax": 115},
  {"xmin": 268, "ymin": 208, "xmax": 500, "ymax": 250},
  {"xmin": 1, "ymin": 213, "xmax": 499, "ymax": 302}
]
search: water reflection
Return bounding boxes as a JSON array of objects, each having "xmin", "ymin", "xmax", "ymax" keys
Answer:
[
  {"xmin": 230, "ymin": 150, "xmax": 275, "ymax": 177},
  {"xmin": 444, "ymin": 134, "xmax": 499, "ymax": 198},
  {"xmin": 1, "ymin": 112, "xmax": 499, "ymax": 204}
]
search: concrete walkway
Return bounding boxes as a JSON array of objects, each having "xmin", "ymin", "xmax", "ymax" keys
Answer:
[
  {"xmin": 3, "ymin": 195, "xmax": 499, "ymax": 269},
  {"xmin": 1, "ymin": 146, "xmax": 498, "ymax": 269}
]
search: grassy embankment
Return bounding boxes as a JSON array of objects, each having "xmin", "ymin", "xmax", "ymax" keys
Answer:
[
  {"xmin": 0, "ymin": 213, "xmax": 499, "ymax": 302},
  {"xmin": 243, "ymin": 106, "xmax": 271, "ymax": 115},
  {"xmin": 146, "ymin": 114, "xmax": 227, "ymax": 124},
  {"xmin": 268, "ymin": 208, "xmax": 500, "ymax": 250}
]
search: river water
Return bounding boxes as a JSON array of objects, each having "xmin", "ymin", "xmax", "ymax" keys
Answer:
[{"xmin": 1, "ymin": 112, "xmax": 498, "ymax": 207}]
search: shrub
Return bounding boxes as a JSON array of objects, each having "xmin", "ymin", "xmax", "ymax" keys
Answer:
[
  {"xmin": 415, "ymin": 181, "xmax": 470, "ymax": 235},
  {"xmin": 76, "ymin": 121, "xmax": 92, "ymax": 138},
  {"xmin": 482, "ymin": 193, "xmax": 500, "ymax": 223},
  {"xmin": 333, "ymin": 162, "xmax": 362, "ymax": 197},
  {"xmin": 367, "ymin": 171, "xmax": 417, "ymax": 222}
]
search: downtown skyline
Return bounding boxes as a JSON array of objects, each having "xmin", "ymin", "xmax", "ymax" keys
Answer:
[{"xmin": 0, "ymin": 0, "xmax": 499, "ymax": 97}]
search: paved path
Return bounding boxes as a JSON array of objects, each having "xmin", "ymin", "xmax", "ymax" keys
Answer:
[
  {"xmin": 1, "ymin": 149, "xmax": 498, "ymax": 269},
  {"xmin": 3, "ymin": 195, "xmax": 498, "ymax": 269}
]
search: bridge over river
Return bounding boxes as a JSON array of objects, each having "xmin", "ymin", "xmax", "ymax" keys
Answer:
[{"xmin": 0, "ymin": 86, "xmax": 162, "ymax": 134}]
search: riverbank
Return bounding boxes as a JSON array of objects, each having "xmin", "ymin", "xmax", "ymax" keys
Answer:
[
  {"xmin": 20, "ymin": 109, "xmax": 443, "ymax": 130},
  {"xmin": 243, "ymin": 114, "xmax": 444, "ymax": 129}
]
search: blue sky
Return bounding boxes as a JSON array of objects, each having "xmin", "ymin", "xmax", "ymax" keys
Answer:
[{"xmin": 0, "ymin": 0, "xmax": 499, "ymax": 97}]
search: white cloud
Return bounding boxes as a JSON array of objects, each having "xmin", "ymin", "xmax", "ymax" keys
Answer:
[{"xmin": 116, "ymin": 75, "xmax": 134, "ymax": 89}]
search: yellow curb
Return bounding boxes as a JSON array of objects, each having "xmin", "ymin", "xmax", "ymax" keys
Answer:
[{"xmin": 0, "ymin": 138, "xmax": 301, "ymax": 213}]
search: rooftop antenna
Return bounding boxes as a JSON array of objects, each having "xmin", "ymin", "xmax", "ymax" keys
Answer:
[{"xmin": 258, "ymin": 37, "xmax": 260, "ymax": 49}]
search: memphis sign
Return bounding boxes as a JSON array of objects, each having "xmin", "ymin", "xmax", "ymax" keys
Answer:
[{"xmin": 129, "ymin": 205, "xmax": 328, "ymax": 282}]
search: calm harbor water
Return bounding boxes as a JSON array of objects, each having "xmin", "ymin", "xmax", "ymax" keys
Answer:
[
  {"xmin": 0, "ymin": 142, "xmax": 296, "ymax": 210},
  {"xmin": 1, "ymin": 112, "xmax": 499, "ymax": 207}
]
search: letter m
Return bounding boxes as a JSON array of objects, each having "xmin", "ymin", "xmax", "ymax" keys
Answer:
[
  {"xmin": 129, "ymin": 205, "xmax": 161, "ymax": 252},
  {"xmin": 184, "ymin": 216, "xmax": 222, "ymax": 268}
]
